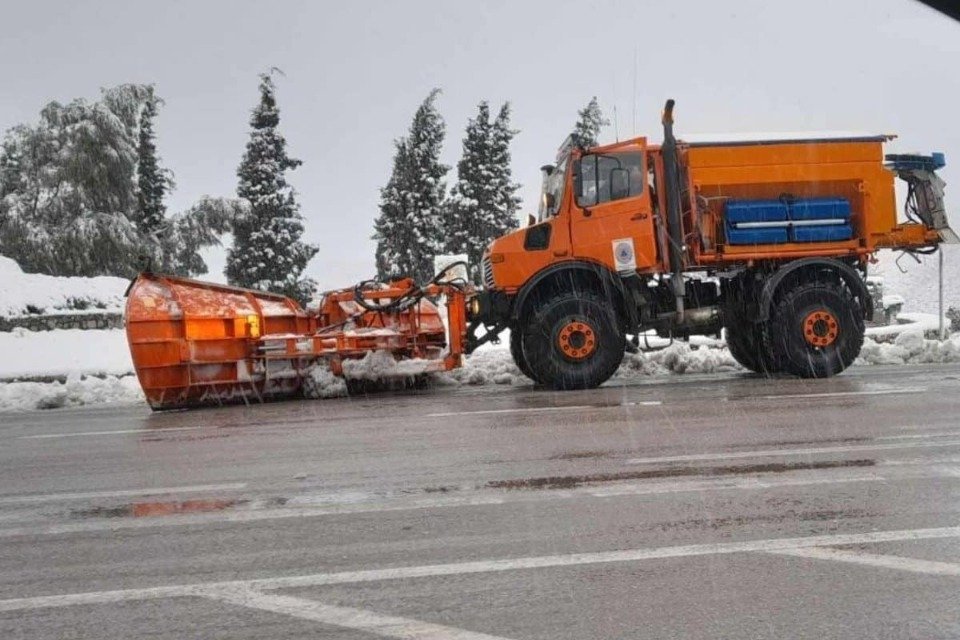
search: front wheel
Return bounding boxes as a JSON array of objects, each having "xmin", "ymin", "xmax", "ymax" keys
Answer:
[
  {"xmin": 521, "ymin": 292, "xmax": 625, "ymax": 390},
  {"xmin": 510, "ymin": 328, "xmax": 540, "ymax": 383},
  {"xmin": 767, "ymin": 281, "xmax": 864, "ymax": 378},
  {"xmin": 725, "ymin": 321, "xmax": 778, "ymax": 375}
]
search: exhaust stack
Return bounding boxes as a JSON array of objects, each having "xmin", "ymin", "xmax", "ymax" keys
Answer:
[{"xmin": 661, "ymin": 99, "xmax": 686, "ymax": 320}]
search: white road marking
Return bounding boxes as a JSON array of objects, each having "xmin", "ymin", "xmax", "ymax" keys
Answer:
[
  {"xmin": 207, "ymin": 588, "xmax": 513, "ymax": 640},
  {"xmin": 1, "ymin": 525, "xmax": 958, "ymax": 613},
  {"xmin": 426, "ymin": 405, "xmax": 593, "ymax": 418},
  {"xmin": 767, "ymin": 547, "xmax": 960, "ymax": 576},
  {"xmin": 0, "ymin": 483, "xmax": 247, "ymax": 505},
  {"xmin": 878, "ymin": 430, "xmax": 960, "ymax": 441},
  {"xmin": 626, "ymin": 439, "xmax": 960, "ymax": 465},
  {"xmin": 19, "ymin": 426, "xmax": 206, "ymax": 440},
  {"xmin": 758, "ymin": 387, "xmax": 925, "ymax": 400}
]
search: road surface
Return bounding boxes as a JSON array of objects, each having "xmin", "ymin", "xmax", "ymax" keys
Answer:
[{"xmin": 1, "ymin": 363, "xmax": 959, "ymax": 638}]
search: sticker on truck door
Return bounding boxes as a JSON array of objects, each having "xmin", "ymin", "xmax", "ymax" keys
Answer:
[{"xmin": 612, "ymin": 238, "xmax": 637, "ymax": 272}]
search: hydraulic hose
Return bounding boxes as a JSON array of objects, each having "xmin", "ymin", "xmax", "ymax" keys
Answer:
[{"xmin": 352, "ymin": 262, "xmax": 468, "ymax": 312}]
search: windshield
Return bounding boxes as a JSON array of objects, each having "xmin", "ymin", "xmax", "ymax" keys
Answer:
[{"xmin": 537, "ymin": 155, "xmax": 568, "ymax": 221}]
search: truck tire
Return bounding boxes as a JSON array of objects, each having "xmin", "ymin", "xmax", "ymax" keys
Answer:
[
  {"xmin": 509, "ymin": 329, "xmax": 540, "ymax": 384},
  {"xmin": 521, "ymin": 291, "xmax": 625, "ymax": 390},
  {"xmin": 767, "ymin": 281, "xmax": 864, "ymax": 378},
  {"xmin": 725, "ymin": 321, "xmax": 777, "ymax": 375}
]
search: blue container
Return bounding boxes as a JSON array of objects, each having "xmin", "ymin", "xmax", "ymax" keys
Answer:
[
  {"xmin": 789, "ymin": 198, "xmax": 851, "ymax": 221},
  {"xmin": 726, "ymin": 226, "xmax": 789, "ymax": 245},
  {"xmin": 725, "ymin": 200, "xmax": 789, "ymax": 224},
  {"xmin": 791, "ymin": 224, "xmax": 853, "ymax": 243}
]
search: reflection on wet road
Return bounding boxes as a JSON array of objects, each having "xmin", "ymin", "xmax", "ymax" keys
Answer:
[{"xmin": 1, "ymin": 363, "xmax": 960, "ymax": 639}]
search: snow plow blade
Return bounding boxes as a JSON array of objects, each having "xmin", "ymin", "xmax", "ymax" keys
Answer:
[{"xmin": 125, "ymin": 272, "xmax": 471, "ymax": 411}]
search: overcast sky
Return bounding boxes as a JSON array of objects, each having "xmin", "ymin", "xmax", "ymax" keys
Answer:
[{"xmin": 1, "ymin": 0, "xmax": 957, "ymax": 289}]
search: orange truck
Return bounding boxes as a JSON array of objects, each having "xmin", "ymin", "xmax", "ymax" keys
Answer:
[{"xmin": 125, "ymin": 100, "xmax": 954, "ymax": 410}]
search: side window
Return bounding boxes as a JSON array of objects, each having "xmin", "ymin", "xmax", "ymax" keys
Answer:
[{"xmin": 576, "ymin": 151, "xmax": 644, "ymax": 207}]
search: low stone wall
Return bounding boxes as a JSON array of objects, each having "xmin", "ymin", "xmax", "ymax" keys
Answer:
[{"xmin": 0, "ymin": 312, "xmax": 124, "ymax": 332}]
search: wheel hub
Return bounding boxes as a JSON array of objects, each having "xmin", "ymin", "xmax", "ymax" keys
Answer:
[
  {"xmin": 557, "ymin": 320, "xmax": 597, "ymax": 360},
  {"xmin": 802, "ymin": 309, "xmax": 839, "ymax": 347}
]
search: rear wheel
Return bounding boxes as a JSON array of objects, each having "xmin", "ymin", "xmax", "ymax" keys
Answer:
[
  {"xmin": 767, "ymin": 281, "xmax": 864, "ymax": 378},
  {"xmin": 521, "ymin": 291, "xmax": 625, "ymax": 390}
]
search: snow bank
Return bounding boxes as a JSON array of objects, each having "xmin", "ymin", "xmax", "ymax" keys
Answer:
[
  {"xmin": 439, "ymin": 336, "xmax": 739, "ymax": 388},
  {"xmin": 302, "ymin": 364, "xmax": 348, "ymax": 399},
  {"xmin": 0, "ymin": 373, "xmax": 143, "ymax": 412},
  {"xmin": 446, "ymin": 347, "xmax": 525, "ymax": 386},
  {"xmin": 617, "ymin": 343, "xmax": 740, "ymax": 378},
  {"xmin": 0, "ymin": 255, "xmax": 129, "ymax": 317},
  {"xmin": 856, "ymin": 330, "xmax": 960, "ymax": 366},
  {"xmin": 0, "ymin": 328, "xmax": 134, "ymax": 379},
  {"xmin": 866, "ymin": 312, "xmax": 944, "ymax": 340}
]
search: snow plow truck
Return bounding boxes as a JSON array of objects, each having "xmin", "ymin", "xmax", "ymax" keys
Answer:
[{"xmin": 125, "ymin": 100, "xmax": 956, "ymax": 410}]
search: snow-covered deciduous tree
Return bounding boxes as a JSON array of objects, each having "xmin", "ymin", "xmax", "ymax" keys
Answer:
[
  {"xmin": 0, "ymin": 84, "xmax": 234, "ymax": 278},
  {"xmin": 0, "ymin": 84, "xmax": 152, "ymax": 276},
  {"xmin": 445, "ymin": 101, "xmax": 521, "ymax": 280},
  {"xmin": 158, "ymin": 197, "xmax": 242, "ymax": 276},
  {"xmin": 572, "ymin": 96, "xmax": 610, "ymax": 148},
  {"xmin": 226, "ymin": 72, "xmax": 317, "ymax": 303},
  {"xmin": 373, "ymin": 88, "xmax": 449, "ymax": 284},
  {"xmin": 135, "ymin": 93, "xmax": 173, "ymax": 234}
]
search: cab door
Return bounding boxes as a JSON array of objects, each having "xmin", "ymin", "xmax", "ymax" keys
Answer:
[{"xmin": 570, "ymin": 141, "xmax": 657, "ymax": 274}]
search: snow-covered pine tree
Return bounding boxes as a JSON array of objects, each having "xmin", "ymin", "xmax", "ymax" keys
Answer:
[
  {"xmin": 445, "ymin": 101, "xmax": 520, "ymax": 281},
  {"xmin": 373, "ymin": 88, "xmax": 449, "ymax": 284},
  {"xmin": 572, "ymin": 96, "xmax": 610, "ymax": 148},
  {"xmin": 226, "ymin": 72, "xmax": 317, "ymax": 303},
  {"xmin": 489, "ymin": 102, "xmax": 521, "ymax": 237},
  {"xmin": 135, "ymin": 93, "xmax": 172, "ymax": 235}
]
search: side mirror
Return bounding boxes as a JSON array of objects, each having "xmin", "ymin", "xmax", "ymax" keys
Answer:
[
  {"xmin": 572, "ymin": 159, "xmax": 582, "ymax": 198},
  {"xmin": 526, "ymin": 214, "xmax": 536, "ymax": 227},
  {"xmin": 610, "ymin": 167, "xmax": 630, "ymax": 200}
]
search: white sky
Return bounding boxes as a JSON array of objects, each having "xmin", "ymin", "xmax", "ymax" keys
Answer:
[{"xmin": 1, "ymin": 0, "xmax": 958, "ymax": 289}]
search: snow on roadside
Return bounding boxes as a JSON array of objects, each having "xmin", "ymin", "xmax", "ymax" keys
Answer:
[
  {"xmin": 1, "ymin": 304, "xmax": 955, "ymax": 411},
  {"xmin": 0, "ymin": 328, "xmax": 134, "ymax": 379},
  {"xmin": 302, "ymin": 364, "xmax": 348, "ymax": 399},
  {"xmin": 856, "ymin": 329, "xmax": 960, "ymax": 366},
  {"xmin": 0, "ymin": 373, "xmax": 143, "ymax": 412},
  {"xmin": 0, "ymin": 255, "xmax": 128, "ymax": 317},
  {"xmin": 865, "ymin": 312, "xmax": 944, "ymax": 340}
]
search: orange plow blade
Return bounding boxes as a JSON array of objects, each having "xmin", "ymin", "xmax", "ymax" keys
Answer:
[{"xmin": 124, "ymin": 273, "xmax": 471, "ymax": 410}]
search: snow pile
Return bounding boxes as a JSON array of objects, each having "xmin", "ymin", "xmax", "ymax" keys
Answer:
[
  {"xmin": 617, "ymin": 342, "xmax": 741, "ymax": 378},
  {"xmin": 439, "ymin": 338, "xmax": 739, "ymax": 387},
  {"xmin": 0, "ymin": 255, "xmax": 128, "ymax": 317},
  {"xmin": 856, "ymin": 329, "xmax": 960, "ymax": 366},
  {"xmin": 341, "ymin": 350, "xmax": 433, "ymax": 380},
  {"xmin": 0, "ymin": 328, "xmax": 134, "ymax": 379},
  {"xmin": 302, "ymin": 363, "xmax": 348, "ymax": 399},
  {"xmin": 446, "ymin": 347, "xmax": 524, "ymax": 386},
  {"xmin": 0, "ymin": 373, "xmax": 143, "ymax": 412}
]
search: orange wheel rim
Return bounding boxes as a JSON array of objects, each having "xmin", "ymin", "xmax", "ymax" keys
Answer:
[
  {"xmin": 802, "ymin": 309, "xmax": 839, "ymax": 347},
  {"xmin": 557, "ymin": 320, "xmax": 597, "ymax": 360}
]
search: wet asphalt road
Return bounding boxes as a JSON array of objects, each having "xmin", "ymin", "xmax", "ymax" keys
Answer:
[{"xmin": 1, "ymin": 363, "xmax": 959, "ymax": 639}]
